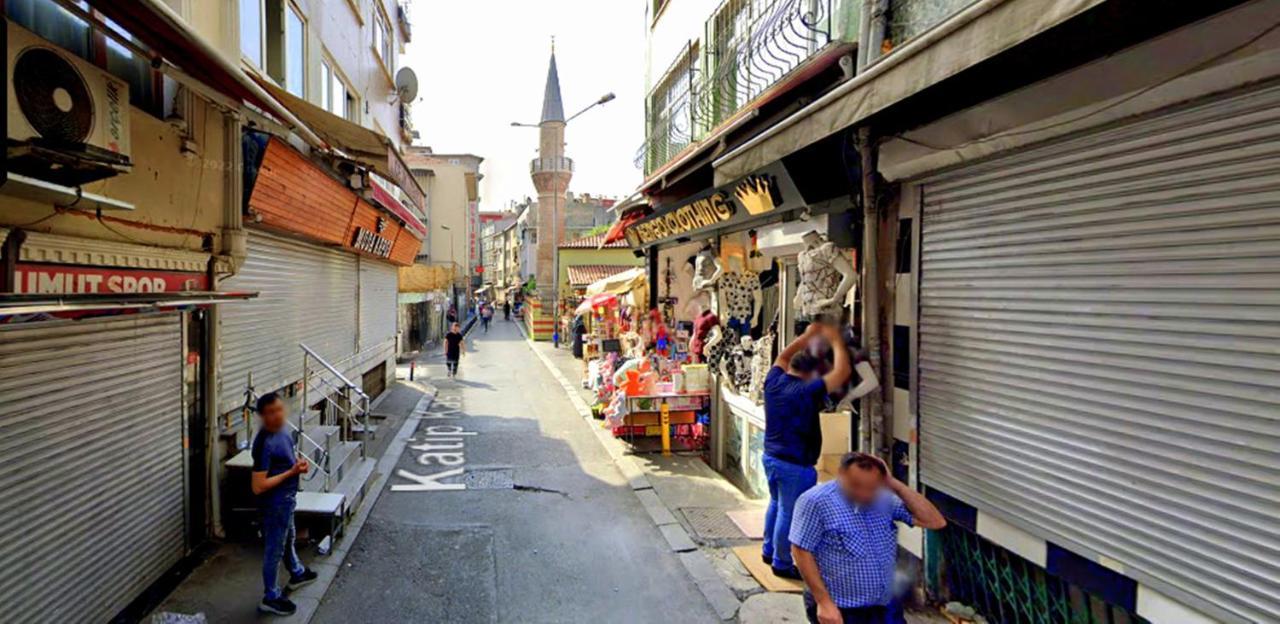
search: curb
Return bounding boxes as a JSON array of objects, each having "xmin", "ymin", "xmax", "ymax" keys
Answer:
[
  {"xmin": 287, "ymin": 380, "xmax": 438, "ymax": 622},
  {"xmin": 515, "ymin": 322, "xmax": 742, "ymax": 621}
]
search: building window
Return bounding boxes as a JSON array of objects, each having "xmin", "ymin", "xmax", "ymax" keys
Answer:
[
  {"xmin": 373, "ymin": 7, "xmax": 393, "ymax": 73},
  {"xmin": 645, "ymin": 46, "xmax": 695, "ymax": 173},
  {"xmin": 7, "ymin": 0, "xmax": 163, "ymax": 116},
  {"xmin": 321, "ymin": 57, "xmax": 358, "ymax": 122},
  {"xmin": 284, "ymin": 3, "xmax": 305, "ymax": 96},
  {"xmin": 239, "ymin": 0, "xmax": 263, "ymax": 66}
]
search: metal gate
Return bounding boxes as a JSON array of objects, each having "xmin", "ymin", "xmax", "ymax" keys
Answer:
[
  {"xmin": 917, "ymin": 83, "xmax": 1280, "ymax": 622},
  {"xmin": 0, "ymin": 314, "xmax": 185, "ymax": 622},
  {"xmin": 219, "ymin": 229, "xmax": 358, "ymax": 414},
  {"xmin": 357, "ymin": 255, "xmax": 398, "ymax": 369}
]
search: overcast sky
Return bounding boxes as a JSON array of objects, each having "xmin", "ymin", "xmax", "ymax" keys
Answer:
[{"xmin": 404, "ymin": 0, "xmax": 646, "ymax": 212}]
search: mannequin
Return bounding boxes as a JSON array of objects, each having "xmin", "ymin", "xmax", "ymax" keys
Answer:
[
  {"xmin": 834, "ymin": 359, "xmax": 880, "ymax": 412},
  {"xmin": 688, "ymin": 297, "xmax": 720, "ymax": 363},
  {"xmin": 795, "ymin": 230, "xmax": 856, "ymax": 322},
  {"xmin": 691, "ymin": 243, "xmax": 723, "ymax": 312},
  {"xmin": 717, "ymin": 249, "xmax": 762, "ymax": 338},
  {"xmin": 722, "ymin": 335, "xmax": 754, "ymax": 393},
  {"xmin": 747, "ymin": 332, "xmax": 774, "ymax": 403}
]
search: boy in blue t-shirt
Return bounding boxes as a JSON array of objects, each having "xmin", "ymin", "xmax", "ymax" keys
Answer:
[{"xmin": 251, "ymin": 393, "xmax": 317, "ymax": 616}]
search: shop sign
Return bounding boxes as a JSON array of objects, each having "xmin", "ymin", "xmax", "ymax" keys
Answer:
[
  {"xmin": 352, "ymin": 217, "xmax": 393, "ymax": 258},
  {"xmin": 624, "ymin": 163, "xmax": 796, "ymax": 248},
  {"xmin": 12, "ymin": 263, "xmax": 208, "ymax": 294}
]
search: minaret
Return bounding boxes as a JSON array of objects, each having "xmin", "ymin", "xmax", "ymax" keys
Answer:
[{"xmin": 530, "ymin": 43, "xmax": 572, "ymax": 307}]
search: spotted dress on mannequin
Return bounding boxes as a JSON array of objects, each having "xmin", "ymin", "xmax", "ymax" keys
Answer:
[{"xmin": 718, "ymin": 270, "xmax": 758, "ymax": 336}]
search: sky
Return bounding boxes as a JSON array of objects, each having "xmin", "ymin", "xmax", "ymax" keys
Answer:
[{"xmin": 403, "ymin": 0, "xmax": 647, "ymax": 212}]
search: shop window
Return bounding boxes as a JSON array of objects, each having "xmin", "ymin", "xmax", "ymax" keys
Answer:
[
  {"xmin": 896, "ymin": 217, "xmax": 913, "ymax": 274},
  {"xmin": 893, "ymin": 324, "xmax": 910, "ymax": 390},
  {"xmin": 7, "ymin": 0, "xmax": 163, "ymax": 116}
]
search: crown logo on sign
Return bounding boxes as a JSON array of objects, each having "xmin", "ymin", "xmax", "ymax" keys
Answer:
[{"xmin": 734, "ymin": 175, "xmax": 778, "ymax": 216}]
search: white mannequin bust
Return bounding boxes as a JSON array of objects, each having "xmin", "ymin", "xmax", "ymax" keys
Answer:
[{"xmin": 795, "ymin": 230, "xmax": 855, "ymax": 321}]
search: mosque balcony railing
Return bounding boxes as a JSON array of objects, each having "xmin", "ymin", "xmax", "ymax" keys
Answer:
[{"xmin": 530, "ymin": 156, "xmax": 575, "ymax": 174}]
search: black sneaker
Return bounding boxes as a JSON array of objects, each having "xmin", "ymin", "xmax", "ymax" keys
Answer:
[
  {"xmin": 259, "ymin": 597, "xmax": 297, "ymax": 616},
  {"xmin": 287, "ymin": 568, "xmax": 318, "ymax": 591},
  {"xmin": 771, "ymin": 565, "xmax": 803, "ymax": 580}
]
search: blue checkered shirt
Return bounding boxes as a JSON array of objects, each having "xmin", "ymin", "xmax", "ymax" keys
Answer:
[{"xmin": 789, "ymin": 481, "xmax": 912, "ymax": 608}]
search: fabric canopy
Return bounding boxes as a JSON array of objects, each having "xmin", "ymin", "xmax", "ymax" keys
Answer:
[
  {"xmin": 585, "ymin": 267, "xmax": 646, "ymax": 297},
  {"xmin": 399, "ymin": 264, "xmax": 454, "ymax": 292},
  {"xmin": 574, "ymin": 293, "xmax": 618, "ymax": 316}
]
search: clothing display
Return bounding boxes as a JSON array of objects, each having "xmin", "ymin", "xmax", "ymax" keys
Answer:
[
  {"xmin": 691, "ymin": 247, "xmax": 722, "ymax": 291},
  {"xmin": 796, "ymin": 242, "xmax": 845, "ymax": 318},
  {"xmin": 748, "ymin": 333, "xmax": 774, "ymax": 403},
  {"xmin": 729, "ymin": 337, "xmax": 754, "ymax": 392},
  {"xmin": 705, "ymin": 325, "xmax": 739, "ymax": 374},
  {"xmin": 718, "ymin": 270, "xmax": 759, "ymax": 325},
  {"xmin": 690, "ymin": 310, "xmax": 720, "ymax": 362}
]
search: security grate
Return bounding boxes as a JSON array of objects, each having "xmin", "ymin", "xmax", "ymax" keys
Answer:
[
  {"xmin": 938, "ymin": 525, "xmax": 1148, "ymax": 624},
  {"xmin": 679, "ymin": 507, "xmax": 747, "ymax": 541}
]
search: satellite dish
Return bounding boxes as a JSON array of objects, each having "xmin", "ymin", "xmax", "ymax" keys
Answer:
[{"xmin": 395, "ymin": 67, "xmax": 419, "ymax": 102}]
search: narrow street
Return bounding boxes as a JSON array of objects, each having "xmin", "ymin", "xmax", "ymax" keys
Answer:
[{"xmin": 312, "ymin": 320, "xmax": 719, "ymax": 624}]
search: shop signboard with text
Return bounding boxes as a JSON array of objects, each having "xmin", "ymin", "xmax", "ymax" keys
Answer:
[
  {"xmin": 623, "ymin": 162, "xmax": 803, "ymax": 248},
  {"xmin": 12, "ymin": 263, "xmax": 209, "ymax": 294}
]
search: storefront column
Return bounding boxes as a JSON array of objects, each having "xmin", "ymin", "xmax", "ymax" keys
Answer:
[
  {"xmin": 647, "ymin": 246, "xmax": 659, "ymax": 312},
  {"xmin": 857, "ymin": 126, "xmax": 889, "ymax": 459}
]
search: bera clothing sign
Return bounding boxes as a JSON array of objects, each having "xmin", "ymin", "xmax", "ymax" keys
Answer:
[{"xmin": 12, "ymin": 263, "xmax": 208, "ymax": 294}]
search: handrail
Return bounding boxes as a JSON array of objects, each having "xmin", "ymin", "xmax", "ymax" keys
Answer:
[{"xmin": 300, "ymin": 343, "xmax": 371, "ymax": 401}]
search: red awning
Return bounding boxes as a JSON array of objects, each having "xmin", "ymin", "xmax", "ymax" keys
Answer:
[{"xmin": 601, "ymin": 209, "xmax": 648, "ymax": 247}]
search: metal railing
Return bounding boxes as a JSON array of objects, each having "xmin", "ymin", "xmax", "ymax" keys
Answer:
[
  {"xmin": 301, "ymin": 343, "xmax": 373, "ymax": 490},
  {"xmin": 240, "ymin": 372, "xmax": 333, "ymax": 487},
  {"xmin": 530, "ymin": 155, "xmax": 575, "ymax": 174},
  {"xmin": 637, "ymin": 0, "xmax": 858, "ymax": 175}
]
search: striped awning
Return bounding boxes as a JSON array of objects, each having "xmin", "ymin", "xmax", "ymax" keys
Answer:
[{"xmin": 566, "ymin": 264, "xmax": 635, "ymax": 287}]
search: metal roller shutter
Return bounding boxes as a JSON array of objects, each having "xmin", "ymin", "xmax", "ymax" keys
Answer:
[
  {"xmin": 357, "ymin": 256, "xmax": 398, "ymax": 366},
  {"xmin": 918, "ymin": 84, "xmax": 1280, "ymax": 622},
  {"xmin": 0, "ymin": 314, "xmax": 185, "ymax": 623},
  {"xmin": 219, "ymin": 229, "xmax": 358, "ymax": 414}
]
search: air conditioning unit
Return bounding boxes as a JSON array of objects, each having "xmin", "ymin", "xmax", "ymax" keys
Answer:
[{"xmin": 6, "ymin": 20, "xmax": 132, "ymax": 186}]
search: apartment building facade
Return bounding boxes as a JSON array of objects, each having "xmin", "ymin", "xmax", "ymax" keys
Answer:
[{"xmin": 634, "ymin": 1, "xmax": 1280, "ymax": 623}]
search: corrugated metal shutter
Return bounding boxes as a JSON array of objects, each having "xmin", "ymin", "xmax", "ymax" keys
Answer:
[
  {"xmin": 0, "ymin": 314, "xmax": 185, "ymax": 623},
  {"xmin": 917, "ymin": 83, "xmax": 1280, "ymax": 623},
  {"xmin": 357, "ymin": 256, "xmax": 398, "ymax": 368},
  {"xmin": 219, "ymin": 230, "xmax": 358, "ymax": 414}
]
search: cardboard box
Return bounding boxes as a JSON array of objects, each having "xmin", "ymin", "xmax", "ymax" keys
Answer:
[{"xmin": 820, "ymin": 411, "xmax": 852, "ymax": 454}]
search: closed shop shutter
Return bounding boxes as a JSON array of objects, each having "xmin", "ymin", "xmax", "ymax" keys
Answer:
[
  {"xmin": 0, "ymin": 314, "xmax": 185, "ymax": 623},
  {"xmin": 918, "ymin": 84, "xmax": 1280, "ymax": 622},
  {"xmin": 357, "ymin": 256, "xmax": 398, "ymax": 368},
  {"xmin": 219, "ymin": 229, "xmax": 358, "ymax": 414}
]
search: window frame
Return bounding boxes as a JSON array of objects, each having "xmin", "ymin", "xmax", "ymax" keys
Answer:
[
  {"xmin": 371, "ymin": 3, "xmax": 395, "ymax": 86},
  {"xmin": 283, "ymin": 0, "xmax": 307, "ymax": 97},
  {"xmin": 239, "ymin": 0, "xmax": 265, "ymax": 68}
]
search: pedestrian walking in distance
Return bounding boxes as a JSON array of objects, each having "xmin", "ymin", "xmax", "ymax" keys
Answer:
[
  {"xmin": 760, "ymin": 322, "xmax": 851, "ymax": 580},
  {"xmin": 251, "ymin": 393, "xmax": 317, "ymax": 616},
  {"xmin": 503, "ymin": 300, "xmax": 511, "ymax": 321},
  {"xmin": 444, "ymin": 322, "xmax": 464, "ymax": 377},
  {"xmin": 790, "ymin": 453, "xmax": 946, "ymax": 624},
  {"xmin": 481, "ymin": 303, "xmax": 493, "ymax": 333}
]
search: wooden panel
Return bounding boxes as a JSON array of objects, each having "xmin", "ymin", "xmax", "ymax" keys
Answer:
[
  {"xmin": 249, "ymin": 138, "xmax": 357, "ymax": 245},
  {"xmin": 389, "ymin": 228, "xmax": 420, "ymax": 266}
]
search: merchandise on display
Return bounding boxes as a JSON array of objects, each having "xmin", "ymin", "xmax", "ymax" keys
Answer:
[{"xmin": 795, "ymin": 230, "xmax": 855, "ymax": 322}]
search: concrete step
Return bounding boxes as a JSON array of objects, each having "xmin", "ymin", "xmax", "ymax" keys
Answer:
[
  {"xmin": 295, "ymin": 425, "xmax": 340, "ymax": 458},
  {"xmin": 326, "ymin": 440, "xmax": 365, "ymax": 488},
  {"xmin": 350, "ymin": 422, "xmax": 377, "ymax": 440},
  {"xmin": 334, "ymin": 457, "xmax": 377, "ymax": 520}
]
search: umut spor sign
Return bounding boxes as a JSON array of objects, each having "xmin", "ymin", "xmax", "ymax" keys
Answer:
[
  {"xmin": 13, "ymin": 263, "xmax": 208, "ymax": 294},
  {"xmin": 624, "ymin": 165, "xmax": 794, "ymax": 248}
]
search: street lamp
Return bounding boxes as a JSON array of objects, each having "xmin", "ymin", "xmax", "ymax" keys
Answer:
[{"xmin": 510, "ymin": 91, "xmax": 616, "ymax": 309}]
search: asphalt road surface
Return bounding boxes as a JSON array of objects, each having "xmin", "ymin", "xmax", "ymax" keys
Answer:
[{"xmin": 312, "ymin": 319, "xmax": 719, "ymax": 624}]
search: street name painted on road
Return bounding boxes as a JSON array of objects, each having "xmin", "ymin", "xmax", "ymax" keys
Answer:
[{"xmin": 392, "ymin": 394, "xmax": 478, "ymax": 492}]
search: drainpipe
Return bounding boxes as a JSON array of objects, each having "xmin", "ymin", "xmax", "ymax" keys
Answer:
[
  {"xmin": 857, "ymin": 126, "xmax": 887, "ymax": 459},
  {"xmin": 206, "ymin": 109, "xmax": 246, "ymax": 539}
]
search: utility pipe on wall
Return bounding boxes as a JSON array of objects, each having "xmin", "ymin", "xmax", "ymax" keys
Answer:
[{"xmin": 856, "ymin": 126, "xmax": 886, "ymax": 458}]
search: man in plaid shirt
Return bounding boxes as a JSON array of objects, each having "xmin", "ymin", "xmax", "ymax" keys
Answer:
[{"xmin": 789, "ymin": 453, "xmax": 947, "ymax": 624}]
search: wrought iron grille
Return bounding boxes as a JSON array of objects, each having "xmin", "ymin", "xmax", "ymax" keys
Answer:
[
  {"xmin": 937, "ymin": 524, "xmax": 1149, "ymax": 624},
  {"xmin": 637, "ymin": 0, "xmax": 857, "ymax": 175}
]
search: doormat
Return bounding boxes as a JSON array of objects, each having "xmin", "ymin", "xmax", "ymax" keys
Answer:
[
  {"xmin": 733, "ymin": 545, "xmax": 804, "ymax": 593},
  {"xmin": 679, "ymin": 507, "xmax": 746, "ymax": 541}
]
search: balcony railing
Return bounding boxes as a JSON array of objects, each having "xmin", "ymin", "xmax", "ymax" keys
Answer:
[
  {"xmin": 530, "ymin": 156, "xmax": 575, "ymax": 174},
  {"xmin": 638, "ymin": 0, "xmax": 858, "ymax": 175}
]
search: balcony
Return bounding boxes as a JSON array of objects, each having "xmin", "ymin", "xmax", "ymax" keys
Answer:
[
  {"xmin": 530, "ymin": 156, "xmax": 575, "ymax": 174},
  {"xmin": 638, "ymin": 0, "xmax": 859, "ymax": 176},
  {"xmin": 397, "ymin": 2, "xmax": 413, "ymax": 42}
]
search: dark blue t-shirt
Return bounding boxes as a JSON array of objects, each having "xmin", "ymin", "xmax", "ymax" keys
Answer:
[
  {"xmin": 763, "ymin": 366, "xmax": 827, "ymax": 466},
  {"xmin": 251, "ymin": 429, "xmax": 299, "ymax": 507}
]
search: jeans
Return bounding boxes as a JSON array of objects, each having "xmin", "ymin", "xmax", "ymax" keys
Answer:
[
  {"xmin": 803, "ymin": 592, "xmax": 889, "ymax": 624},
  {"xmin": 262, "ymin": 496, "xmax": 305, "ymax": 600},
  {"xmin": 726, "ymin": 316, "xmax": 751, "ymax": 338},
  {"xmin": 762, "ymin": 453, "xmax": 818, "ymax": 569},
  {"xmin": 446, "ymin": 358, "xmax": 459, "ymax": 375}
]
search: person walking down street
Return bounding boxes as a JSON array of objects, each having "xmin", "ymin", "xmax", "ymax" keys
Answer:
[
  {"xmin": 481, "ymin": 304, "xmax": 493, "ymax": 333},
  {"xmin": 446, "ymin": 305, "xmax": 458, "ymax": 327},
  {"xmin": 444, "ymin": 322, "xmax": 465, "ymax": 378},
  {"xmin": 790, "ymin": 453, "xmax": 946, "ymax": 624},
  {"xmin": 503, "ymin": 301, "xmax": 511, "ymax": 321},
  {"xmin": 251, "ymin": 393, "xmax": 317, "ymax": 616},
  {"xmin": 761, "ymin": 322, "xmax": 851, "ymax": 579}
]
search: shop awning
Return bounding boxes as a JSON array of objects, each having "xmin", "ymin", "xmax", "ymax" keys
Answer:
[
  {"xmin": 712, "ymin": 0, "xmax": 1106, "ymax": 184},
  {"xmin": 0, "ymin": 291, "xmax": 257, "ymax": 316},
  {"xmin": 585, "ymin": 267, "xmax": 646, "ymax": 297},
  {"xmin": 567, "ymin": 265, "xmax": 637, "ymax": 287},
  {"xmin": 398, "ymin": 264, "xmax": 455, "ymax": 293},
  {"xmin": 574, "ymin": 293, "xmax": 618, "ymax": 316},
  {"xmin": 250, "ymin": 74, "xmax": 427, "ymax": 212}
]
